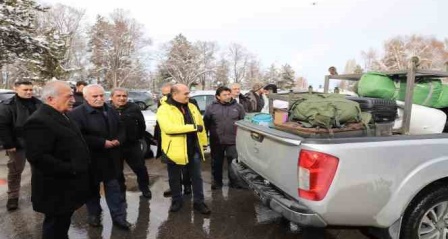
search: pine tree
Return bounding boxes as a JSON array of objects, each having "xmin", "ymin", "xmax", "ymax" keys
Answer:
[
  {"xmin": 0, "ymin": 0, "xmax": 66, "ymax": 80},
  {"xmin": 278, "ymin": 64, "xmax": 295, "ymax": 89}
]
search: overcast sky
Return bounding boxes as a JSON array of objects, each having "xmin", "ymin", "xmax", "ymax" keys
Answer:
[{"xmin": 39, "ymin": 0, "xmax": 447, "ymax": 87}]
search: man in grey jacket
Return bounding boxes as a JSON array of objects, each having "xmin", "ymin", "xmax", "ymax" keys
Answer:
[{"xmin": 203, "ymin": 86, "xmax": 245, "ymax": 189}]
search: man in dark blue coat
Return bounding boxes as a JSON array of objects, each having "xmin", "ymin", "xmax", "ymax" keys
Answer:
[
  {"xmin": 68, "ymin": 84, "xmax": 131, "ymax": 230},
  {"xmin": 203, "ymin": 86, "xmax": 245, "ymax": 189},
  {"xmin": 24, "ymin": 80, "xmax": 92, "ymax": 239}
]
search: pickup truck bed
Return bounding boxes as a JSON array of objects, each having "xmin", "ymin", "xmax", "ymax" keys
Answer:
[{"xmin": 234, "ymin": 120, "xmax": 448, "ymax": 239}]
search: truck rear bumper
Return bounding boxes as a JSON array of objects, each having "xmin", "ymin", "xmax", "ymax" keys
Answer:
[{"xmin": 231, "ymin": 160, "xmax": 327, "ymax": 227}]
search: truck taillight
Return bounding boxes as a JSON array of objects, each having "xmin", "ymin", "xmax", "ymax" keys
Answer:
[{"xmin": 298, "ymin": 149, "xmax": 339, "ymax": 201}]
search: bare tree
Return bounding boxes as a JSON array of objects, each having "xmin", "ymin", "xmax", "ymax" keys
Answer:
[
  {"xmin": 88, "ymin": 9, "xmax": 152, "ymax": 89},
  {"xmin": 362, "ymin": 35, "xmax": 448, "ymax": 71},
  {"xmin": 227, "ymin": 43, "xmax": 249, "ymax": 83},
  {"xmin": 195, "ymin": 41, "xmax": 218, "ymax": 90},
  {"xmin": 243, "ymin": 57, "xmax": 262, "ymax": 89},
  {"xmin": 361, "ymin": 48, "xmax": 379, "ymax": 71},
  {"xmin": 214, "ymin": 57, "xmax": 230, "ymax": 87}
]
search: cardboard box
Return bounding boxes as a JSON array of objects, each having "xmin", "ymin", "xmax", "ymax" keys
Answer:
[{"xmin": 274, "ymin": 109, "xmax": 288, "ymax": 125}]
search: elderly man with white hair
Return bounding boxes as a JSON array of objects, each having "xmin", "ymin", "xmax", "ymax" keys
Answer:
[
  {"xmin": 68, "ymin": 84, "xmax": 131, "ymax": 230},
  {"xmin": 23, "ymin": 80, "xmax": 92, "ymax": 239}
]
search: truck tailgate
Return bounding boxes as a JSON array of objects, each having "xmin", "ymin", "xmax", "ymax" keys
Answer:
[{"xmin": 235, "ymin": 121, "xmax": 303, "ymax": 200}]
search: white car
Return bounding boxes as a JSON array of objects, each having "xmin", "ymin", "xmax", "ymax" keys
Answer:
[
  {"xmin": 142, "ymin": 108, "xmax": 157, "ymax": 135},
  {"xmin": 189, "ymin": 90, "xmax": 216, "ymax": 114}
]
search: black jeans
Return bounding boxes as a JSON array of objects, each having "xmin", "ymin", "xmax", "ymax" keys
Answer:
[
  {"xmin": 167, "ymin": 153, "xmax": 204, "ymax": 204},
  {"xmin": 42, "ymin": 211, "xmax": 74, "ymax": 239},
  {"xmin": 118, "ymin": 142, "xmax": 150, "ymax": 193},
  {"xmin": 210, "ymin": 144, "xmax": 238, "ymax": 185}
]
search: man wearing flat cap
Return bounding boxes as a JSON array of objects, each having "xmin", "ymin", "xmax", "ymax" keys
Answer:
[{"xmin": 245, "ymin": 82, "xmax": 265, "ymax": 112}]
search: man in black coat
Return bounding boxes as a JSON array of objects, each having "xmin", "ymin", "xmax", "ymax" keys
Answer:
[
  {"xmin": 110, "ymin": 87, "xmax": 152, "ymax": 199},
  {"xmin": 0, "ymin": 80, "xmax": 42, "ymax": 211},
  {"xmin": 73, "ymin": 80, "xmax": 87, "ymax": 108},
  {"xmin": 23, "ymin": 80, "xmax": 91, "ymax": 239},
  {"xmin": 68, "ymin": 84, "xmax": 131, "ymax": 230},
  {"xmin": 230, "ymin": 83, "xmax": 252, "ymax": 112},
  {"xmin": 203, "ymin": 86, "xmax": 245, "ymax": 189}
]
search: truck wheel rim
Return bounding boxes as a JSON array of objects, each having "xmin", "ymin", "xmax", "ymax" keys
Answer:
[{"xmin": 419, "ymin": 202, "xmax": 448, "ymax": 239}]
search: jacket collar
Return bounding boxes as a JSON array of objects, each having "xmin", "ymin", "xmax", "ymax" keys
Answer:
[
  {"xmin": 84, "ymin": 102, "xmax": 109, "ymax": 114},
  {"xmin": 212, "ymin": 98, "xmax": 236, "ymax": 106},
  {"xmin": 3, "ymin": 95, "xmax": 40, "ymax": 105},
  {"xmin": 40, "ymin": 104, "xmax": 71, "ymax": 126}
]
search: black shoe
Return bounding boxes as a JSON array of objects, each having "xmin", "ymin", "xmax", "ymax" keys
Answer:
[
  {"xmin": 113, "ymin": 219, "xmax": 132, "ymax": 230},
  {"xmin": 183, "ymin": 186, "xmax": 192, "ymax": 195},
  {"xmin": 193, "ymin": 202, "xmax": 211, "ymax": 215},
  {"xmin": 142, "ymin": 190, "xmax": 152, "ymax": 199},
  {"xmin": 169, "ymin": 200, "xmax": 183, "ymax": 212},
  {"xmin": 87, "ymin": 215, "xmax": 102, "ymax": 227},
  {"xmin": 163, "ymin": 189, "xmax": 172, "ymax": 197},
  {"xmin": 211, "ymin": 182, "xmax": 223, "ymax": 190},
  {"xmin": 6, "ymin": 198, "xmax": 18, "ymax": 211}
]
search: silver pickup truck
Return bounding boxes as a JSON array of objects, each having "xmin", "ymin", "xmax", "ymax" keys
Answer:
[{"xmin": 232, "ymin": 65, "xmax": 448, "ymax": 239}]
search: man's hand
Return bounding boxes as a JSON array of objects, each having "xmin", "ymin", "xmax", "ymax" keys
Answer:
[
  {"xmin": 111, "ymin": 140, "xmax": 120, "ymax": 147},
  {"xmin": 197, "ymin": 125, "xmax": 204, "ymax": 132},
  {"xmin": 5, "ymin": 148, "xmax": 16, "ymax": 153},
  {"xmin": 104, "ymin": 140, "xmax": 115, "ymax": 148}
]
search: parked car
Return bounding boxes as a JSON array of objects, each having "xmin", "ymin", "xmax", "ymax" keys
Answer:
[
  {"xmin": 0, "ymin": 90, "xmax": 14, "ymax": 148},
  {"xmin": 141, "ymin": 108, "xmax": 157, "ymax": 159},
  {"xmin": 128, "ymin": 90, "xmax": 154, "ymax": 110},
  {"xmin": 189, "ymin": 90, "xmax": 215, "ymax": 114},
  {"xmin": 0, "ymin": 90, "xmax": 14, "ymax": 103}
]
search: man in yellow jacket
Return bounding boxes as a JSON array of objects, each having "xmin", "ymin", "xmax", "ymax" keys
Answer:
[{"xmin": 157, "ymin": 84, "xmax": 210, "ymax": 214}]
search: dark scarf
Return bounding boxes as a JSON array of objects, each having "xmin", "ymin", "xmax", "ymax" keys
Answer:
[
  {"xmin": 16, "ymin": 96, "xmax": 37, "ymax": 114},
  {"xmin": 167, "ymin": 97, "xmax": 199, "ymax": 158}
]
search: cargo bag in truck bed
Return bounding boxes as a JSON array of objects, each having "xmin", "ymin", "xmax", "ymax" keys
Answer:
[
  {"xmin": 346, "ymin": 96, "xmax": 397, "ymax": 123},
  {"xmin": 288, "ymin": 94, "xmax": 368, "ymax": 129},
  {"xmin": 273, "ymin": 121, "xmax": 374, "ymax": 138}
]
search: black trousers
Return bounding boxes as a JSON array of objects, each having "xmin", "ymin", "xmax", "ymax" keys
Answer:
[
  {"xmin": 167, "ymin": 153, "xmax": 204, "ymax": 203},
  {"xmin": 118, "ymin": 142, "xmax": 150, "ymax": 193},
  {"xmin": 210, "ymin": 144, "xmax": 238, "ymax": 185},
  {"xmin": 42, "ymin": 211, "xmax": 74, "ymax": 239}
]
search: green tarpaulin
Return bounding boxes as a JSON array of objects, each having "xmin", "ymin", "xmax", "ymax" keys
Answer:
[
  {"xmin": 398, "ymin": 79, "xmax": 442, "ymax": 108},
  {"xmin": 358, "ymin": 72, "xmax": 396, "ymax": 99}
]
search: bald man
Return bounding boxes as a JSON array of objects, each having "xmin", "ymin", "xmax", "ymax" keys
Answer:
[{"xmin": 157, "ymin": 84, "xmax": 210, "ymax": 214}]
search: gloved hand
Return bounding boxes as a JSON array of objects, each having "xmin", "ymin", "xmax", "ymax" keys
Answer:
[{"xmin": 197, "ymin": 125, "xmax": 204, "ymax": 132}]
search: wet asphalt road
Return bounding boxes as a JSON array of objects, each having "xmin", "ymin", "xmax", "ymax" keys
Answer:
[{"xmin": 0, "ymin": 155, "xmax": 374, "ymax": 239}]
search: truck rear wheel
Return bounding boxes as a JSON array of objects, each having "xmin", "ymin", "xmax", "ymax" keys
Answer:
[{"xmin": 401, "ymin": 186, "xmax": 448, "ymax": 239}]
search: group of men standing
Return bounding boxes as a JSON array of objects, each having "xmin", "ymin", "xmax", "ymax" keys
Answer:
[
  {"xmin": 0, "ymin": 80, "xmax": 152, "ymax": 238},
  {"xmin": 0, "ymin": 78, "xmax": 274, "ymax": 238}
]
